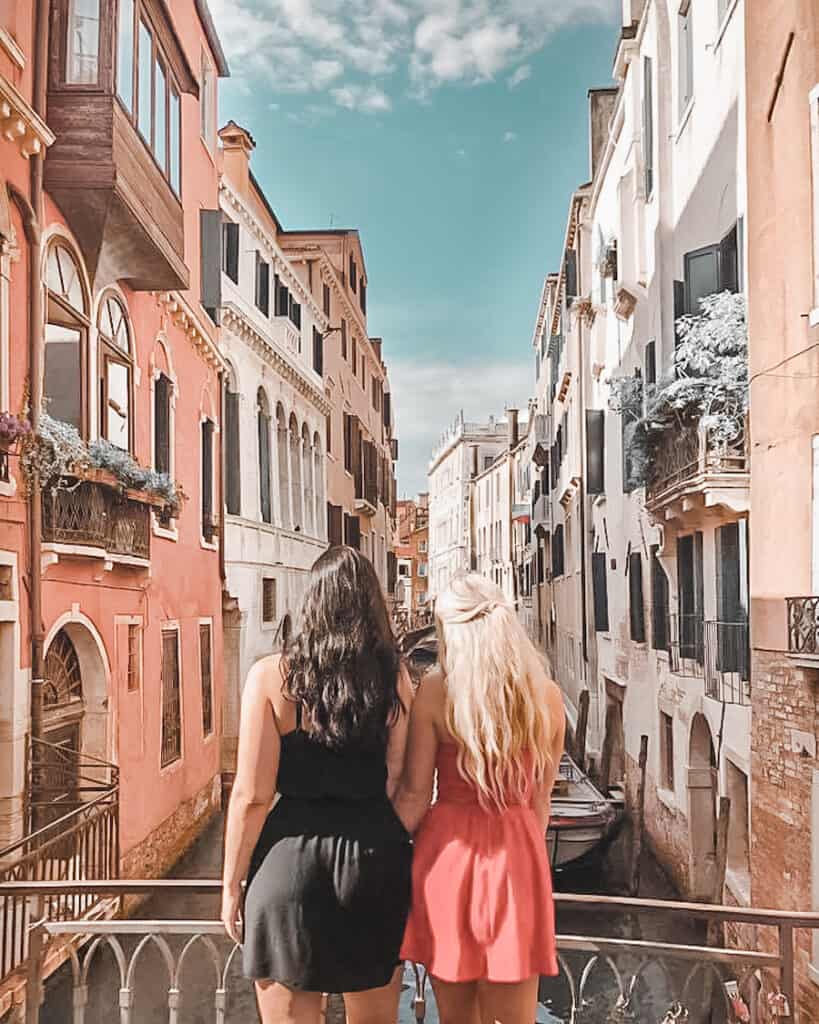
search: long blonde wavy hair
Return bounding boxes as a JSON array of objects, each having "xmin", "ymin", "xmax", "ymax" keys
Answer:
[{"xmin": 435, "ymin": 573, "xmax": 554, "ymax": 809}]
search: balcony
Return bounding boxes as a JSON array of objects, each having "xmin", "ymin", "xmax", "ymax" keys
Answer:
[
  {"xmin": 42, "ymin": 478, "xmax": 152, "ymax": 564},
  {"xmin": 530, "ymin": 413, "xmax": 549, "ymax": 467},
  {"xmin": 646, "ymin": 421, "xmax": 749, "ymax": 522},
  {"xmin": 668, "ymin": 613, "xmax": 704, "ymax": 678},
  {"xmin": 532, "ymin": 492, "xmax": 551, "ymax": 536},
  {"xmin": 786, "ymin": 596, "xmax": 819, "ymax": 665},
  {"xmin": 2, "ymin": 880, "xmax": 811, "ymax": 1021},
  {"xmin": 703, "ymin": 620, "xmax": 750, "ymax": 705}
]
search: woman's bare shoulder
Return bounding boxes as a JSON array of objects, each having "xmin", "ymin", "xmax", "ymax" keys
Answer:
[
  {"xmin": 245, "ymin": 654, "xmax": 286, "ymax": 703},
  {"xmin": 535, "ymin": 670, "xmax": 565, "ymax": 715},
  {"xmin": 414, "ymin": 667, "xmax": 447, "ymax": 713}
]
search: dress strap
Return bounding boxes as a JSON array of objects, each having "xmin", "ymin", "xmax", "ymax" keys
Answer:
[{"xmin": 295, "ymin": 701, "xmax": 303, "ymax": 732}]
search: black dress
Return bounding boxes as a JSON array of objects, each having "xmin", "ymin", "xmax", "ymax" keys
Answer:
[{"xmin": 242, "ymin": 706, "xmax": 413, "ymax": 992}]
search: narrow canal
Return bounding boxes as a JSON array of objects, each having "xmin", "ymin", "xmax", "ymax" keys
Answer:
[{"xmin": 40, "ymin": 810, "xmax": 713, "ymax": 1023}]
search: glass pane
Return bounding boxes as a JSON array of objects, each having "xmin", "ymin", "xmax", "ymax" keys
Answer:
[
  {"xmin": 44, "ymin": 324, "xmax": 82, "ymax": 429},
  {"xmin": 47, "ymin": 245, "xmax": 85, "ymax": 313},
  {"xmin": 66, "ymin": 0, "xmax": 100, "ymax": 84},
  {"xmin": 102, "ymin": 297, "xmax": 129, "ymax": 351},
  {"xmin": 170, "ymin": 89, "xmax": 180, "ymax": 195},
  {"xmin": 686, "ymin": 249, "xmax": 720, "ymax": 313},
  {"xmin": 154, "ymin": 58, "xmax": 166, "ymax": 169},
  {"xmin": 137, "ymin": 20, "xmax": 152, "ymax": 142},
  {"xmin": 106, "ymin": 359, "xmax": 130, "ymax": 449},
  {"xmin": 116, "ymin": 0, "xmax": 134, "ymax": 112}
]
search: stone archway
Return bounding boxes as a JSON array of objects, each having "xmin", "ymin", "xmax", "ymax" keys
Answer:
[{"xmin": 688, "ymin": 712, "xmax": 717, "ymax": 899}]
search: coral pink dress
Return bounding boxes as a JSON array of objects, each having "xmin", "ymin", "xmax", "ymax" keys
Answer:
[{"xmin": 400, "ymin": 743, "xmax": 558, "ymax": 982}]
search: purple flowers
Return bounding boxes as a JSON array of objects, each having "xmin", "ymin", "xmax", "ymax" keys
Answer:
[{"xmin": 0, "ymin": 412, "xmax": 31, "ymax": 448}]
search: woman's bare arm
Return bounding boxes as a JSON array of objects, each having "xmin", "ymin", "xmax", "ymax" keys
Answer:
[
  {"xmin": 222, "ymin": 656, "xmax": 281, "ymax": 897},
  {"xmin": 385, "ymin": 664, "xmax": 414, "ymax": 800},
  {"xmin": 532, "ymin": 678, "xmax": 567, "ymax": 832},
  {"xmin": 392, "ymin": 671, "xmax": 442, "ymax": 833}
]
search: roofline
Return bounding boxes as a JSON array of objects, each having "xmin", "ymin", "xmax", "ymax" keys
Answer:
[
  {"xmin": 248, "ymin": 168, "xmax": 284, "ymax": 235},
  {"xmin": 195, "ymin": 0, "xmax": 230, "ymax": 76}
]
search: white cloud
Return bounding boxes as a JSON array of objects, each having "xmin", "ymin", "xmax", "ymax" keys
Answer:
[
  {"xmin": 210, "ymin": 0, "xmax": 616, "ymax": 110},
  {"xmin": 504, "ymin": 130, "xmax": 518, "ymax": 143},
  {"xmin": 508, "ymin": 63, "xmax": 532, "ymax": 88},
  {"xmin": 455, "ymin": 147, "xmax": 467, "ymax": 157},
  {"xmin": 331, "ymin": 83, "xmax": 392, "ymax": 113},
  {"xmin": 389, "ymin": 357, "xmax": 533, "ymax": 495}
]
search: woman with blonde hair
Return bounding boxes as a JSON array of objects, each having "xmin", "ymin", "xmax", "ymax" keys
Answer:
[{"xmin": 395, "ymin": 573, "xmax": 565, "ymax": 1024}]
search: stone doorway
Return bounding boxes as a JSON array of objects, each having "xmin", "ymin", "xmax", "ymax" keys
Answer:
[{"xmin": 687, "ymin": 712, "xmax": 717, "ymax": 899}]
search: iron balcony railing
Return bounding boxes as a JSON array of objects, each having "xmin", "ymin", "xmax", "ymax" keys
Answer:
[
  {"xmin": 647, "ymin": 421, "xmax": 748, "ymax": 510},
  {"xmin": 786, "ymin": 596, "xmax": 819, "ymax": 658},
  {"xmin": 704, "ymin": 620, "xmax": 750, "ymax": 705},
  {"xmin": 0, "ymin": 740, "xmax": 119, "ymax": 985},
  {"xmin": 668, "ymin": 613, "xmax": 704, "ymax": 677},
  {"xmin": 42, "ymin": 481, "xmax": 151, "ymax": 560},
  {"xmin": 1, "ymin": 880, "xmax": 814, "ymax": 1023}
]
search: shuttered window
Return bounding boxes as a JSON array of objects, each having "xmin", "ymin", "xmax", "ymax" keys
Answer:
[
  {"xmin": 160, "ymin": 628, "xmax": 181, "ymax": 767},
  {"xmin": 341, "ymin": 319, "xmax": 348, "ymax": 360},
  {"xmin": 289, "ymin": 296, "xmax": 301, "ymax": 329},
  {"xmin": 565, "ymin": 248, "xmax": 578, "ymax": 305},
  {"xmin": 127, "ymin": 623, "xmax": 141, "ymax": 691},
  {"xmin": 225, "ymin": 387, "xmax": 241, "ymax": 516},
  {"xmin": 201, "ymin": 419, "xmax": 215, "ymax": 542},
  {"xmin": 387, "ymin": 551, "xmax": 397, "ymax": 594},
  {"xmin": 328, "ymin": 503, "xmax": 343, "ymax": 546},
  {"xmin": 199, "ymin": 623, "xmax": 213, "ymax": 736},
  {"xmin": 275, "ymin": 278, "xmax": 290, "ymax": 317},
  {"xmin": 258, "ymin": 406, "xmax": 272, "ymax": 524},
  {"xmin": 383, "ymin": 391, "xmax": 391, "ymax": 429},
  {"xmin": 312, "ymin": 327, "xmax": 324, "ymax": 376},
  {"xmin": 651, "ymin": 545, "xmax": 670, "ymax": 651},
  {"xmin": 262, "ymin": 578, "xmax": 277, "ymax": 623},
  {"xmin": 255, "ymin": 253, "xmax": 270, "ymax": 316},
  {"xmin": 154, "ymin": 373, "xmax": 172, "ymax": 475},
  {"xmin": 592, "ymin": 551, "xmax": 609, "ymax": 632},
  {"xmin": 343, "ymin": 412, "xmax": 352, "ymax": 472},
  {"xmin": 629, "ymin": 551, "xmax": 646, "ymax": 642},
  {"xmin": 645, "ymin": 340, "xmax": 657, "ymax": 385},
  {"xmin": 200, "ymin": 210, "xmax": 222, "ymax": 323},
  {"xmin": 222, "ymin": 221, "xmax": 239, "ymax": 284},
  {"xmin": 352, "ymin": 338, "xmax": 358, "ymax": 376},
  {"xmin": 677, "ymin": 532, "xmax": 704, "ymax": 662},
  {"xmin": 360, "ymin": 280, "xmax": 366, "ymax": 314},
  {"xmin": 552, "ymin": 524, "xmax": 565, "ymax": 579},
  {"xmin": 323, "ymin": 283, "xmax": 331, "ymax": 317},
  {"xmin": 643, "ymin": 56, "xmax": 654, "ymax": 198},
  {"xmin": 719, "ymin": 223, "xmax": 739, "ymax": 294},
  {"xmin": 344, "ymin": 513, "xmax": 361, "ymax": 550},
  {"xmin": 586, "ymin": 409, "xmax": 605, "ymax": 495},
  {"xmin": 349, "ymin": 255, "xmax": 357, "ymax": 292},
  {"xmin": 673, "ymin": 279, "xmax": 685, "ymax": 349}
]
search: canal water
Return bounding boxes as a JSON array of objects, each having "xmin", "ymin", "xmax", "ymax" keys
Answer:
[{"xmin": 40, "ymin": 812, "xmax": 710, "ymax": 1023}]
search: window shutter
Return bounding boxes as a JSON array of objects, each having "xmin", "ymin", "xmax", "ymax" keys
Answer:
[
  {"xmin": 225, "ymin": 389, "xmax": 241, "ymax": 516},
  {"xmin": 328, "ymin": 503, "xmax": 343, "ymax": 546},
  {"xmin": 255, "ymin": 254, "xmax": 270, "ymax": 316},
  {"xmin": 643, "ymin": 56, "xmax": 654, "ymax": 198},
  {"xmin": 552, "ymin": 524, "xmax": 564, "ymax": 578},
  {"xmin": 387, "ymin": 551, "xmax": 397, "ymax": 594},
  {"xmin": 651, "ymin": 545, "xmax": 669, "ymax": 650},
  {"xmin": 323, "ymin": 283, "xmax": 331, "ymax": 317},
  {"xmin": 344, "ymin": 513, "xmax": 361, "ymax": 550},
  {"xmin": 360, "ymin": 280, "xmax": 366, "ymax": 314},
  {"xmin": 258, "ymin": 411, "xmax": 272, "ymax": 524},
  {"xmin": 629, "ymin": 551, "xmax": 645, "ymax": 642},
  {"xmin": 349, "ymin": 255, "xmax": 357, "ymax": 292},
  {"xmin": 154, "ymin": 373, "xmax": 171, "ymax": 474},
  {"xmin": 222, "ymin": 220, "xmax": 239, "ymax": 284},
  {"xmin": 201, "ymin": 418, "xmax": 215, "ymax": 541},
  {"xmin": 673, "ymin": 279, "xmax": 685, "ymax": 348},
  {"xmin": 276, "ymin": 280, "xmax": 290, "ymax": 317},
  {"xmin": 592, "ymin": 552, "xmax": 609, "ymax": 632},
  {"xmin": 341, "ymin": 318, "xmax": 348, "ymax": 359},
  {"xmin": 684, "ymin": 246, "xmax": 720, "ymax": 315},
  {"xmin": 564, "ymin": 248, "xmax": 578, "ymax": 305},
  {"xmin": 383, "ymin": 391, "xmax": 391, "ymax": 429},
  {"xmin": 262, "ymin": 578, "xmax": 277, "ymax": 623},
  {"xmin": 645, "ymin": 340, "xmax": 657, "ymax": 385},
  {"xmin": 312, "ymin": 327, "xmax": 324, "ymax": 376},
  {"xmin": 200, "ymin": 210, "xmax": 222, "ymax": 323},
  {"xmin": 586, "ymin": 409, "xmax": 605, "ymax": 495},
  {"xmin": 289, "ymin": 296, "xmax": 301, "ymax": 328},
  {"xmin": 719, "ymin": 223, "xmax": 739, "ymax": 294}
]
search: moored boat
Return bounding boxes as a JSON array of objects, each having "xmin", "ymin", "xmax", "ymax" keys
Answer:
[{"xmin": 548, "ymin": 753, "xmax": 620, "ymax": 869}]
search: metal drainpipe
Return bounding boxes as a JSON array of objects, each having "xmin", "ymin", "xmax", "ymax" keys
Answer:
[
  {"xmin": 217, "ymin": 369, "xmax": 226, "ymax": 585},
  {"xmin": 576, "ymin": 200, "xmax": 589, "ymax": 667}
]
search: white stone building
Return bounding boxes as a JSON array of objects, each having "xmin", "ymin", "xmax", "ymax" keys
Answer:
[
  {"xmin": 217, "ymin": 123, "xmax": 329, "ymax": 779},
  {"xmin": 427, "ymin": 413, "xmax": 508, "ymax": 599}
]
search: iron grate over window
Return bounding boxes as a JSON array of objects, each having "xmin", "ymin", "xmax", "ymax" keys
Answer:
[
  {"xmin": 160, "ymin": 629, "xmax": 181, "ymax": 768},
  {"xmin": 262, "ymin": 578, "xmax": 277, "ymax": 624}
]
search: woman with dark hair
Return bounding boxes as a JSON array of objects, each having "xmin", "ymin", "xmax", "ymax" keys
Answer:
[{"xmin": 221, "ymin": 546, "xmax": 413, "ymax": 1024}]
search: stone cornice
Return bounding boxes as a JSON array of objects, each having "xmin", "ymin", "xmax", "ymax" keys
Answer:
[
  {"xmin": 156, "ymin": 291, "xmax": 226, "ymax": 372},
  {"xmin": 0, "ymin": 70, "xmax": 54, "ymax": 158},
  {"xmin": 219, "ymin": 181, "xmax": 327, "ymax": 328},
  {"xmin": 222, "ymin": 301, "xmax": 330, "ymax": 415}
]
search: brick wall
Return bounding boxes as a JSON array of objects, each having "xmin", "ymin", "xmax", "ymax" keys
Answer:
[{"xmin": 751, "ymin": 650, "xmax": 819, "ymax": 1022}]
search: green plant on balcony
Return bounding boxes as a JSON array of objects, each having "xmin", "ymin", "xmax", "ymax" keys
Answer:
[
  {"xmin": 22, "ymin": 415, "xmax": 185, "ymax": 514},
  {"xmin": 607, "ymin": 291, "xmax": 748, "ymax": 489}
]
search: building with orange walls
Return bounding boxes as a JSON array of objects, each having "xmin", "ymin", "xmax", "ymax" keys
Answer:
[{"xmin": 0, "ymin": 0, "xmax": 229, "ymax": 880}]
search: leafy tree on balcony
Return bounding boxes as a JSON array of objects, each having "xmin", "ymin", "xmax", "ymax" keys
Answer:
[{"xmin": 608, "ymin": 292, "xmax": 748, "ymax": 490}]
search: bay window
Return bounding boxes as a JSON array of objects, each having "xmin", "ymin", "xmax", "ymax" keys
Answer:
[
  {"xmin": 66, "ymin": 0, "xmax": 100, "ymax": 84},
  {"xmin": 116, "ymin": 0, "xmax": 134, "ymax": 111}
]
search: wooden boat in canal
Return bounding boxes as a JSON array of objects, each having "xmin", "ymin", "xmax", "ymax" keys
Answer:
[{"xmin": 548, "ymin": 753, "xmax": 621, "ymax": 869}]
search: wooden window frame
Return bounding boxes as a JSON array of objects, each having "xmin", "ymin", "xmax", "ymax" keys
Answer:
[
  {"xmin": 660, "ymin": 711, "xmax": 675, "ymax": 790},
  {"xmin": 261, "ymin": 577, "xmax": 277, "ymax": 625},
  {"xmin": 629, "ymin": 551, "xmax": 646, "ymax": 643},
  {"xmin": 160, "ymin": 625, "xmax": 182, "ymax": 768},
  {"xmin": 44, "ymin": 240, "xmax": 91, "ymax": 439},
  {"xmin": 126, "ymin": 621, "xmax": 142, "ymax": 692},
  {"xmin": 199, "ymin": 620, "xmax": 213, "ymax": 737},
  {"xmin": 63, "ymin": 0, "xmax": 104, "ymax": 88},
  {"xmin": 200, "ymin": 416, "xmax": 216, "ymax": 546},
  {"xmin": 97, "ymin": 292, "xmax": 134, "ymax": 452}
]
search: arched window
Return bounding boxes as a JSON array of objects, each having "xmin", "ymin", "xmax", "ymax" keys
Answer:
[
  {"xmin": 44, "ymin": 241, "xmax": 88, "ymax": 433},
  {"xmin": 98, "ymin": 294, "xmax": 133, "ymax": 450},
  {"xmin": 301, "ymin": 423, "xmax": 314, "ymax": 537},
  {"xmin": 276, "ymin": 404, "xmax": 290, "ymax": 529},
  {"xmin": 257, "ymin": 389, "xmax": 272, "ymax": 524},
  {"xmin": 289, "ymin": 412, "xmax": 302, "ymax": 531},
  {"xmin": 313, "ymin": 431, "xmax": 324, "ymax": 540},
  {"xmin": 225, "ymin": 368, "xmax": 241, "ymax": 516}
]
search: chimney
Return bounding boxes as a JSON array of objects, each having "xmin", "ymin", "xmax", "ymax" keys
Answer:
[
  {"xmin": 588, "ymin": 89, "xmax": 618, "ymax": 181},
  {"xmin": 218, "ymin": 120, "xmax": 255, "ymax": 195},
  {"xmin": 506, "ymin": 408, "xmax": 519, "ymax": 450},
  {"xmin": 470, "ymin": 445, "xmax": 479, "ymax": 479}
]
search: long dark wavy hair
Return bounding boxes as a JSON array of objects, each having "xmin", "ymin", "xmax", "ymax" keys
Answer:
[{"xmin": 283, "ymin": 546, "xmax": 401, "ymax": 750}]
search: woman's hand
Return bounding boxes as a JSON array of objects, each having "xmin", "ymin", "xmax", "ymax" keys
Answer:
[{"xmin": 221, "ymin": 885, "xmax": 243, "ymax": 946}]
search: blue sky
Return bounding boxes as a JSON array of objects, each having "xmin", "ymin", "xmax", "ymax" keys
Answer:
[{"xmin": 209, "ymin": 1, "xmax": 619, "ymax": 496}]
